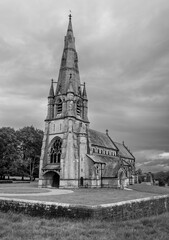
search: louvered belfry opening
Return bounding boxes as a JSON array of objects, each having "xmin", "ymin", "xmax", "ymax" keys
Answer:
[
  {"xmin": 56, "ymin": 98, "xmax": 62, "ymax": 114},
  {"xmin": 76, "ymin": 100, "xmax": 81, "ymax": 116}
]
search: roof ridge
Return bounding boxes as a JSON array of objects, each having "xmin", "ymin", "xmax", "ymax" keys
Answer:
[
  {"xmin": 89, "ymin": 128, "xmax": 107, "ymax": 136},
  {"xmin": 106, "ymin": 135, "xmax": 118, "ymax": 151},
  {"xmin": 122, "ymin": 143, "xmax": 135, "ymax": 160}
]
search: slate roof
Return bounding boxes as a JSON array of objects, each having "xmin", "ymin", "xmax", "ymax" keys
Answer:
[
  {"xmin": 86, "ymin": 154, "xmax": 119, "ymax": 164},
  {"xmin": 88, "ymin": 129, "xmax": 117, "ymax": 150},
  {"xmin": 88, "ymin": 129, "xmax": 135, "ymax": 160},
  {"xmin": 86, "ymin": 154, "xmax": 120, "ymax": 177},
  {"xmin": 114, "ymin": 142, "xmax": 135, "ymax": 160}
]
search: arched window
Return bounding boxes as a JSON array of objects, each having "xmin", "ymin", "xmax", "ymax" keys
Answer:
[
  {"xmin": 50, "ymin": 138, "xmax": 62, "ymax": 164},
  {"xmin": 56, "ymin": 98, "xmax": 62, "ymax": 114},
  {"xmin": 76, "ymin": 100, "xmax": 81, "ymax": 116}
]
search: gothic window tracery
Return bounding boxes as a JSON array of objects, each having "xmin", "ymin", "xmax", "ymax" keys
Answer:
[{"xmin": 50, "ymin": 138, "xmax": 62, "ymax": 164}]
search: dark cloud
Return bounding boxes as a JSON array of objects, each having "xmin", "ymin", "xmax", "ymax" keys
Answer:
[{"xmin": 0, "ymin": 0, "xmax": 169, "ymax": 168}]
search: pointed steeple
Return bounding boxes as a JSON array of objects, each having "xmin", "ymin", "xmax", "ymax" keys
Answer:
[
  {"xmin": 55, "ymin": 14, "xmax": 81, "ymax": 96},
  {"xmin": 48, "ymin": 79, "xmax": 54, "ymax": 98},
  {"xmin": 67, "ymin": 13, "xmax": 73, "ymax": 33},
  {"xmin": 82, "ymin": 82, "xmax": 87, "ymax": 99}
]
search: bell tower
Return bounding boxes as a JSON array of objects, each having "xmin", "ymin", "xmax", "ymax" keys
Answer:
[{"xmin": 39, "ymin": 15, "xmax": 90, "ymax": 188}]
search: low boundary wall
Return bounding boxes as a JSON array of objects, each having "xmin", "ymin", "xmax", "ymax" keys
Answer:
[{"xmin": 0, "ymin": 195, "xmax": 169, "ymax": 221}]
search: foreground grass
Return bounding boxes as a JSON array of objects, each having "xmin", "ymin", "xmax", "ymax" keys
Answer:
[{"xmin": 0, "ymin": 211, "xmax": 169, "ymax": 240}]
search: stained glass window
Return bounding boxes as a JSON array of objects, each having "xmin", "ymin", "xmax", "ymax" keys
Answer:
[{"xmin": 50, "ymin": 138, "xmax": 62, "ymax": 163}]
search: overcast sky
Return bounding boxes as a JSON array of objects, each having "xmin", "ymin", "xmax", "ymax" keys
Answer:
[{"xmin": 0, "ymin": 0, "xmax": 169, "ymax": 171}]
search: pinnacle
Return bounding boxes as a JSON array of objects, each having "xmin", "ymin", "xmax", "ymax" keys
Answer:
[
  {"xmin": 48, "ymin": 79, "xmax": 54, "ymax": 98},
  {"xmin": 82, "ymin": 82, "xmax": 87, "ymax": 99}
]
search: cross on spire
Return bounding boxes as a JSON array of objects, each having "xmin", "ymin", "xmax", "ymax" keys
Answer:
[{"xmin": 69, "ymin": 10, "xmax": 72, "ymax": 20}]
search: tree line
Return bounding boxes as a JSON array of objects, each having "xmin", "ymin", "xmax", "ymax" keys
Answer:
[
  {"xmin": 136, "ymin": 168, "xmax": 169, "ymax": 186},
  {"xmin": 0, "ymin": 126, "xmax": 43, "ymax": 180}
]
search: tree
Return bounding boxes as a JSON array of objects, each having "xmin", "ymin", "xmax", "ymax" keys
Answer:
[
  {"xmin": 0, "ymin": 127, "xmax": 19, "ymax": 179},
  {"xmin": 154, "ymin": 171, "xmax": 165, "ymax": 186},
  {"xmin": 136, "ymin": 168, "xmax": 142, "ymax": 175},
  {"xmin": 16, "ymin": 126, "xmax": 43, "ymax": 180},
  {"xmin": 135, "ymin": 168, "xmax": 143, "ymax": 183}
]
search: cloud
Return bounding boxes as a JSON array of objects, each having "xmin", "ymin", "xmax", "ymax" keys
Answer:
[
  {"xmin": 0, "ymin": 0, "xmax": 169, "ymax": 157},
  {"xmin": 159, "ymin": 152, "xmax": 169, "ymax": 159},
  {"xmin": 135, "ymin": 149, "xmax": 169, "ymax": 172}
]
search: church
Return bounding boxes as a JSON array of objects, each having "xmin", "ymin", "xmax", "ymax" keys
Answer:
[{"xmin": 38, "ymin": 15, "xmax": 136, "ymax": 188}]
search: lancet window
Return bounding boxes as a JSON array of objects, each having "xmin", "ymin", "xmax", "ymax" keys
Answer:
[{"xmin": 50, "ymin": 138, "xmax": 62, "ymax": 164}]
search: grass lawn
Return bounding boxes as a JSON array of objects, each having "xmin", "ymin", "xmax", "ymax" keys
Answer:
[
  {"xmin": 0, "ymin": 182, "xmax": 169, "ymax": 205},
  {"xmin": 129, "ymin": 183, "xmax": 169, "ymax": 195},
  {"xmin": 0, "ymin": 211, "xmax": 169, "ymax": 240},
  {"xmin": 0, "ymin": 182, "xmax": 50, "ymax": 194}
]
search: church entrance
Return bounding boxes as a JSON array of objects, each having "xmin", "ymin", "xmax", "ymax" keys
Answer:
[
  {"xmin": 80, "ymin": 177, "xmax": 84, "ymax": 186},
  {"xmin": 52, "ymin": 173, "xmax": 60, "ymax": 188}
]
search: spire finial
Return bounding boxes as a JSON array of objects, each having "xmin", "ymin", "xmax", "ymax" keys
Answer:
[{"xmin": 69, "ymin": 10, "xmax": 72, "ymax": 20}]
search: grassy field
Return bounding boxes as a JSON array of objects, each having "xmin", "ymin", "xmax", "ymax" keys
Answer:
[
  {"xmin": 1, "ymin": 182, "xmax": 168, "ymax": 205},
  {"xmin": 129, "ymin": 183, "xmax": 169, "ymax": 194},
  {"xmin": 0, "ymin": 183, "xmax": 169, "ymax": 239},
  {"xmin": 0, "ymin": 183, "xmax": 50, "ymax": 194},
  {"xmin": 0, "ymin": 182, "xmax": 169, "ymax": 205},
  {"xmin": 0, "ymin": 211, "xmax": 169, "ymax": 240}
]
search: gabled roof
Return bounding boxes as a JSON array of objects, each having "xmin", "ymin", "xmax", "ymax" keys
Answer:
[
  {"xmin": 114, "ymin": 142, "xmax": 135, "ymax": 160},
  {"xmin": 86, "ymin": 154, "xmax": 120, "ymax": 177},
  {"xmin": 86, "ymin": 154, "xmax": 119, "ymax": 164},
  {"xmin": 88, "ymin": 129, "xmax": 117, "ymax": 150}
]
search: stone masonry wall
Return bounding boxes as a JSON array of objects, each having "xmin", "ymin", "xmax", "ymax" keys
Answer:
[{"xmin": 0, "ymin": 195, "xmax": 168, "ymax": 220}]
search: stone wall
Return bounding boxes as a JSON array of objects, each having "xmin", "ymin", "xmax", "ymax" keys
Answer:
[{"xmin": 0, "ymin": 195, "xmax": 168, "ymax": 220}]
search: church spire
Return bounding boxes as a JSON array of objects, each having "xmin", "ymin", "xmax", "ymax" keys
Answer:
[{"xmin": 55, "ymin": 14, "xmax": 81, "ymax": 96}]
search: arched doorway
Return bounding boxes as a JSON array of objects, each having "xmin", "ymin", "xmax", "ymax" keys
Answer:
[{"xmin": 52, "ymin": 172, "xmax": 60, "ymax": 188}]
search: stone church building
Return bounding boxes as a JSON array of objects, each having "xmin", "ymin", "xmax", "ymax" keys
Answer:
[{"xmin": 38, "ymin": 15, "xmax": 136, "ymax": 188}]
